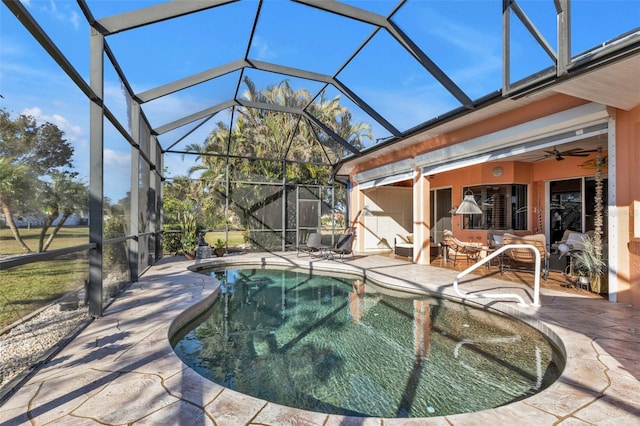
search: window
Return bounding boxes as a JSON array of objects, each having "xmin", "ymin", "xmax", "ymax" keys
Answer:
[{"xmin": 462, "ymin": 184, "xmax": 528, "ymax": 230}]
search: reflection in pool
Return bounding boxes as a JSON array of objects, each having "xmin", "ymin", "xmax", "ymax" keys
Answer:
[{"xmin": 171, "ymin": 267, "xmax": 563, "ymax": 418}]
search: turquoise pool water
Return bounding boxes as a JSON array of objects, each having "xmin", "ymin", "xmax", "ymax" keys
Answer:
[{"xmin": 171, "ymin": 267, "xmax": 563, "ymax": 418}]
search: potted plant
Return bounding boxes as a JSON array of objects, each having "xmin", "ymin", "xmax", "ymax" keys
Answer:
[
  {"xmin": 179, "ymin": 212, "xmax": 198, "ymax": 260},
  {"xmin": 213, "ymin": 238, "xmax": 227, "ymax": 257},
  {"xmin": 572, "ymin": 236, "xmax": 606, "ymax": 293}
]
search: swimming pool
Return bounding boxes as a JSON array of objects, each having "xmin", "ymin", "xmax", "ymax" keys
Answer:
[{"xmin": 171, "ymin": 266, "xmax": 563, "ymax": 418}]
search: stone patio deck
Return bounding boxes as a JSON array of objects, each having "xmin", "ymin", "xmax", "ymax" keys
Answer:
[{"xmin": 1, "ymin": 252, "xmax": 638, "ymax": 425}]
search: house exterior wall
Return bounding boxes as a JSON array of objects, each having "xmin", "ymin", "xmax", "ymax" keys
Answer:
[
  {"xmin": 614, "ymin": 105, "xmax": 640, "ymax": 306},
  {"xmin": 347, "ymin": 96, "xmax": 639, "ymax": 308}
]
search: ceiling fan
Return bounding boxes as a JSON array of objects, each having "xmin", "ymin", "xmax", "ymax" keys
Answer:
[{"xmin": 542, "ymin": 147, "xmax": 598, "ymax": 161}]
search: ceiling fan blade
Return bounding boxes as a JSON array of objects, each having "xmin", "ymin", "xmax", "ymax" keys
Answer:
[{"xmin": 561, "ymin": 148, "xmax": 598, "ymax": 156}]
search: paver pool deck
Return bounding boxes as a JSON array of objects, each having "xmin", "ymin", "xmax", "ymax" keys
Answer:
[{"xmin": 1, "ymin": 252, "xmax": 639, "ymax": 425}]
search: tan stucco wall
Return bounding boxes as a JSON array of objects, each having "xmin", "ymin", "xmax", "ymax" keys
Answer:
[{"xmin": 614, "ymin": 105, "xmax": 640, "ymax": 306}]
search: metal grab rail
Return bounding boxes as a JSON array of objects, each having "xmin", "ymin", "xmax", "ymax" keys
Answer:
[{"xmin": 453, "ymin": 244, "xmax": 541, "ymax": 307}]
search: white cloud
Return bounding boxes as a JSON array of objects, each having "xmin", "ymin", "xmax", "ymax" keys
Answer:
[
  {"xmin": 70, "ymin": 10, "xmax": 80, "ymax": 30},
  {"xmin": 104, "ymin": 149, "xmax": 131, "ymax": 168},
  {"xmin": 24, "ymin": 0, "xmax": 80, "ymax": 31},
  {"xmin": 103, "ymin": 149, "xmax": 133, "ymax": 201},
  {"xmin": 142, "ymin": 92, "xmax": 216, "ymax": 130},
  {"xmin": 409, "ymin": 7, "xmax": 502, "ymax": 92},
  {"xmin": 21, "ymin": 107, "xmax": 84, "ymax": 143},
  {"xmin": 251, "ymin": 36, "xmax": 276, "ymax": 61}
]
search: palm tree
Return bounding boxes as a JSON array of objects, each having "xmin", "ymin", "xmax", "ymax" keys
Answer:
[{"xmin": 182, "ymin": 77, "xmax": 372, "ymax": 233}]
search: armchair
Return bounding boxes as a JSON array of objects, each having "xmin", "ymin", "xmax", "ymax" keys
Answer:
[
  {"xmin": 442, "ymin": 230, "xmax": 482, "ymax": 266},
  {"xmin": 501, "ymin": 233, "xmax": 550, "ymax": 280}
]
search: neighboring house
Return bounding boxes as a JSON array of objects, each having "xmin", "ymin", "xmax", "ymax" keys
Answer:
[
  {"xmin": 2, "ymin": 215, "xmax": 45, "ymax": 228},
  {"xmin": 1, "ymin": 212, "xmax": 87, "ymax": 228}
]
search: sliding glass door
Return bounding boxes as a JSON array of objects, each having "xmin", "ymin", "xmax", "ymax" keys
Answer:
[{"xmin": 549, "ymin": 177, "xmax": 608, "ymax": 243}]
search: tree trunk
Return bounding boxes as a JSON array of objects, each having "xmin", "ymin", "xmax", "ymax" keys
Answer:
[
  {"xmin": 0, "ymin": 201, "xmax": 32, "ymax": 253},
  {"xmin": 38, "ymin": 207, "xmax": 58, "ymax": 253},
  {"xmin": 42, "ymin": 209, "xmax": 70, "ymax": 252}
]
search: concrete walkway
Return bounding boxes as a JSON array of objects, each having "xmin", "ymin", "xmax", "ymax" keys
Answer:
[{"xmin": 1, "ymin": 252, "xmax": 638, "ymax": 425}]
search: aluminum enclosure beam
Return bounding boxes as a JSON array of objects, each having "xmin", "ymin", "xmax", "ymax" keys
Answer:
[
  {"xmin": 137, "ymin": 57, "xmax": 397, "ymax": 139},
  {"xmin": 296, "ymin": 0, "xmax": 474, "ymax": 108},
  {"xmin": 154, "ymin": 100, "xmax": 237, "ymax": 135},
  {"xmin": 95, "ymin": 0, "xmax": 238, "ymax": 35},
  {"xmin": 88, "ymin": 28, "xmax": 104, "ymax": 317}
]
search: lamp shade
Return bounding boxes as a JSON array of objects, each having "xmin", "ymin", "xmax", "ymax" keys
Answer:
[{"xmin": 455, "ymin": 192, "xmax": 482, "ymax": 215}]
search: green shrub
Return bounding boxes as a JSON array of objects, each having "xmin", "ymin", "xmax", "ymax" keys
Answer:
[
  {"xmin": 103, "ymin": 217, "xmax": 128, "ymax": 268},
  {"xmin": 179, "ymin": 212, "xmax": 198, "ymax": 253},
  {"xmin": 163, "ymin": 224, "xmax": 182, "ymax": 254}
]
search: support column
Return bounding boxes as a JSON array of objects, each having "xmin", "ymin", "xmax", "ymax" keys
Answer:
[
  {"xmin": 129, "ymin": 103, "xmax": 140, "ymax": 281},
  {"xmin": 158, "ymin": 141, "xmax": 164, "ymax": 262},
  {"xmin": 556, "ymin": 0, "xmax": 570, "ymax": 77},
  {"xmin": 349, "ymin": 180, "xmax": 365, "ymax": 254},
  {"xmin": 413, "ymin": 169, "xmax": 431, "ymax": 265},
  {"xmin": 281, "ymin": 160, "xmax": 286, "ymax": 251},
  {"xmin": 88, "ymin": 28, "xmax": 104, "ymax": 317},
  {"xmin": 150, "ymin": 136, "xmax": 161, "ymax": 263}
]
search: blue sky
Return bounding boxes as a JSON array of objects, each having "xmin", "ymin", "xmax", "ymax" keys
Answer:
[{"xmin": 1, "ymin": 0, "xmax": 638, "ymax": 202}]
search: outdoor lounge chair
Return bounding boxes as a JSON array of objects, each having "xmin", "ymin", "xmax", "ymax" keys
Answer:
[
  {"xmin": 501, "ymin": 233, "xmax": 550, "ymax": 280},
  {"xmin": 442, "ymin": 230, "xmax": 481, "ymax": 266},
  {"xmin": 297, "ymin": 232, "xmax": 323, "ymax": 257},
  {"xmin": 328, "ymin": 232, "xmax": 355, "ymax": 261}
]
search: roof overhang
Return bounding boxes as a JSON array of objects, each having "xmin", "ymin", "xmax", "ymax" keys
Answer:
[{"xmin": 352, "ymin": 102, "xmax": 609, "ymax": 186}]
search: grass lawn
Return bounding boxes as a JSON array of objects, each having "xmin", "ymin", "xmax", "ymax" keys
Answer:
[
  {"xmin": 0, "ymin": 256, "xmax": 88, "ymax": 328},
  {"xmin": 203, "ymin": 230, "xmax": 245, "ymax": 248},
  {"xmin": 1, "ymin": 228, "xmax": 90, "ymax": 328},
  {"xmin": 0, "ymin": 227, "xmax": 89, "ymax": 256},
  {"xmin": 0, "ymin": 227, "xmax": 245, "ymax": 328}
]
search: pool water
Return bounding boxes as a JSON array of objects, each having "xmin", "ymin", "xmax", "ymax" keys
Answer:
[{"xmin": 171, "ymin": 267, "xmax": 563, "ymax": 418}]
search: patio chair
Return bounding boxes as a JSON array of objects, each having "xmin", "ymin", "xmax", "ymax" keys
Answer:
[
  {"xmin": 328, "ymin": 232, "xmax": 355, "ymax": 261},
  {"xmin": 501, "ymin": 233, "xmax": 550, "ymax": 280},
  {"xmin": 297, "ymin": 232, "xmax": 323, "ymax": 257},
  {"xmin": 487, "ymin": 229, "xmax": 514, "ymax": 248},
  {"xmin": 442, "ymin": 230, "xmax": 481, "ymax": 266}
]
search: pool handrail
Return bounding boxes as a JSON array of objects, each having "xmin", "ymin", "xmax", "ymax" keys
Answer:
[{"xmin": 453, "ymin": 244, "xmax": 541, "ymax": 307}]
